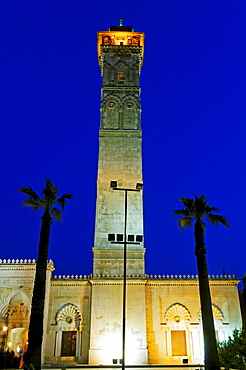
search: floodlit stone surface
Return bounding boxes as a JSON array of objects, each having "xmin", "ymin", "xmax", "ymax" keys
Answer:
[
  {"xmin": 93, "ymin": 26, "xmax": 145, "ymax": 276},
  {"xmin": 0, "ymin": 262, "xmax": 242, "ymax": 365}
]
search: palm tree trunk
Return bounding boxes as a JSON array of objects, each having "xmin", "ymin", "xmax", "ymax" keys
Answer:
[
  {"xmin": 195, "ymin": 220, "xmax": 220, "ymax": 370},
  {"xmin": 25, "ymin": 212, "xmax": 51, "ymax": 370}
]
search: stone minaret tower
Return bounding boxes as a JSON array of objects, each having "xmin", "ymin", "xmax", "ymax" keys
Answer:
[{"xmin": 93, "ymin": 22, "xmax": 145, "ymax": 276}]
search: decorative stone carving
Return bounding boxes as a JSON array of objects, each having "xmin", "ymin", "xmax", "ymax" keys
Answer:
[
  {"xmin": 57, "ymin": 303, "xmax": 82, "ymax": 324},
  {"xmin": 0, "ymin": 278, "xmax": 34, "ymax": 287},
  {"xmin": 165, "ymin": 303, "xmax": 191, "ymax": 322},
  {"xmin": 101, "ymin": 94, "xmax": 121, "ymax": 129},
  {"xmin": 198, "ymin": 304, "xmax": 224, "ymax": 321},
  {"xmin": 114, "ymin": 61, "xmax": 129, "ymax": 71},
  {"xmin": 122, "ymin": 95, "xmax": 140, "ymax": 130}
]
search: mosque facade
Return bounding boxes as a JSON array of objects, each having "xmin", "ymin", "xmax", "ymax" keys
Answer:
[{"xmin": 0, "ymin": 23, "xmax": 242, "ymax": 366}]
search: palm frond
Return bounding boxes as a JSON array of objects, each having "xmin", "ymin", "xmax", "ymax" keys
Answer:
[
  {"xmin": 63, "ymin": 193, "xmax": 73, "ymax": 199},
  {"xmin": 194, "ymin": 194, "xmax": 206, "ymax": 202},
  {"xmin": 172, "ymin": 209, "xmax": 191, "ymax": 217},
  {"xmin": 42, "ymin": 179, "xmax": 59, "ymax": 203},
  {"xmin": 50, "ymin": 207, "xmax": 62, "ymax": 222},
  {"xmin": 207, "ymin": 214, "xmax": 230, "ymax": 228},
  {"xmin": 57, "ymin": 193, "xmax": 73, "ymax": 210},
  {"xmin": 194, "ymin": 195, "xmax": 207, "ymax": 217},
  {"xmin": 20, "ymin": 179, "xmax": 72, "ymax": 221},
  {"xmin": 178, "ymin": 217, "xmax": 193, "ymax": 229},
  {"xmin": 206, "ymin": 205, "xmax": 220, "ymax": 213},
  {"xmin": 173, "ymin": 194, "xmax": 230, "ymax": 231},
  {"xmin": 19, "ymin": 187, "xmax": 42, "ymax": 203},
  {"xmin": 179, "ymin": 197, "xmax": 194, "ymax": 210},
  {"xmin": 22, "ymin": 200, "xmax": 42, "ymax": 211}
]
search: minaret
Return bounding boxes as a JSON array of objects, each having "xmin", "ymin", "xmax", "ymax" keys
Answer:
[{"xmin": 93, "ymin": 21, "xmax": 145, "ymax": 276}]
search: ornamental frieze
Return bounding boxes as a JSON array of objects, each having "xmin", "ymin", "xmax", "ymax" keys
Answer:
[{"xmin": 0, "ymin": 278, "xmax": 34, "ymax": 287}]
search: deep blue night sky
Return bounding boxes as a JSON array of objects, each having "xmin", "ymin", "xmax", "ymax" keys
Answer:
[{"xmin": 1, "ymin": 1, "xmax": 246, "ymax": 286}]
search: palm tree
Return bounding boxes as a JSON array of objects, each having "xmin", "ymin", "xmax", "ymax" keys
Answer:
[
  {"xmin": 172, "ymin": 195, "xmax": 230, "ymax": 370},
  {"xmin": 19, "ymin": 179, "xmax": 73, "ymax": 370}
]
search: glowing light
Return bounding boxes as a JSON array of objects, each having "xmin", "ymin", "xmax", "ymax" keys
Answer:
[
  {"xmin": 3, "ymin": 325, "xmax": 7, "ymax": 332},
  {"xmin": 102, "ymin": 332, "xmax": 122, "ymax": 363},
  {"xmin": 125, "ymin": 334, "xmax": 139, "ymax": 364},
  {"xmin": 8, "ymin": 341, "xmax": 12, "ymax": 347},
  {"xmin": 97, "ymin": 30, "xmax": 145, "ymax": 66},
  {"xmin": 115, "ymin": 36, "xmax": 128, "ymax": 45},
  {"xmin": 97, "ymin": 330, "xmax": 140, "ymax": 364}
]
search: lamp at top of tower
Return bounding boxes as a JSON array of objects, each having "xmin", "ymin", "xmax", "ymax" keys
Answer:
[{"xmin": 97, "ymin": 26, "xmax": 145, "ymax": 66}]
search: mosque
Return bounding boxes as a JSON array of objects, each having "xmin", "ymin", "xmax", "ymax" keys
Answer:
[{"xmin": 0, "ymin": 23, "xmax": 242, "ymax": 366}]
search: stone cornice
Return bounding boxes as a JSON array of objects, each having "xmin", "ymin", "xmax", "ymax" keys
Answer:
[
  {"xmin": 102, "ymin": 86, "xmax": 140, "ymax": 91},
  {"xmin": 99, "ymin": 130, "xmax": 142, "ymax": 138},
  {"xmin": 52, "ymin": 274, "xmax": 92, "ymax": 281},
  {"xmin": 0, "ymin": 259, "xmax": 55, "ymax": 271},
  {"xmin": 101, "ymin": 44, "xmax": 142, "ymax": 54},
  {"xmin": 0, "ymin": 260, "xmax": 238, "ymax": 284},
  {"xmin": 0, "ymin": 258, "xmax": 36, "ymax": 264},
  {"xmin": 51, "ymin": 273, "xmax": 239, "ymax": 285},
  {"xmin": 145, "ymin": 273, "xmax": 238, "ymax": 281},
  {"xmin": 146, "ymin": 281, "xmax": 239, "ymax": 287},
  {"xmin": 51, "ymin": 279, "xmax": 91, "ymax": 287},
  {"xmin": 92, "ymin": 248, "xmax": 145, "ymax": 253},
  {"xmin": 90, "ymin": 279, "xmax": 146, "ymax": 286}
]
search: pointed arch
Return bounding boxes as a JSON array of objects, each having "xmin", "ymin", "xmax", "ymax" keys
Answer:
[
  {"xmin": 0, "ymin": 288, "xmax": 31, "ymax": 320},
  {"xmin": 101, "ymin": 94, "xmax": 121, "ymax": 110},
  {"xmin": 102, "ymin": 61, "xmax": 115, "ymax": 84},
  {"xmin": 122, "ymin": 95, "xmax": 141, "ymax": 130},
  {"xmin": 122, "ymin": 95, "xmax": 140, "ymax": 109},
  {"xmin": 101, "ymin": 94, "xmax": 121, "ymax": 129},
  {"xmin": 9, "ymin": 290, "xmax": 31, "ymax": 306},
  {"xmin": 129, "ymin": 62, "xmax": 140, "ymax": 84},
  {"xmin": 113, "ymin": 60, "xmax": 129, "ymax": 72}
]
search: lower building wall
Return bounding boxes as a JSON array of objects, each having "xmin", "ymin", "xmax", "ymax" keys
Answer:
[
  {"xmin": 145, "ymin": 279, "xmax": 241, "ymax": 365},
  {"xmin": 43, "ymin": 280, "xmax": 91, "ymax": 365},
  {"xmin": 45, "ymin": 276, "xmax": 241, "ymax": 366},
  {"xmin": 89, "ymin": 280, "xmax": 148, "ymax": 365},
  {"xmin": 0, "ymin": 262, "xmax": 242, "ymax": 367}
]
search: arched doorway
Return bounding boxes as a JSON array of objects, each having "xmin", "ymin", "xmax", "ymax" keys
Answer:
[
  {"xmin": 54, "ymin": 303, "xmax": 83, "ymax": 360},
  {"xmin": 164, "ymin": 303, "xmax": 192, "ymax": 363},
  {"xmin": 0, "ymin": 289, "xmax": 30, "ymax": 352}
]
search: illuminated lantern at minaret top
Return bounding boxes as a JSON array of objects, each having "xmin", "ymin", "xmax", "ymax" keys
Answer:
[{"xmin": 93, "ymin": 21, "xmax": 145, "ymax": 276}]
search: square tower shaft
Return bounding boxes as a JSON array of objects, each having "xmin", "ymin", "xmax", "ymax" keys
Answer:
[{"xmin": 93, "ymin": 26, "xmax": 145, "ymax": 277}]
